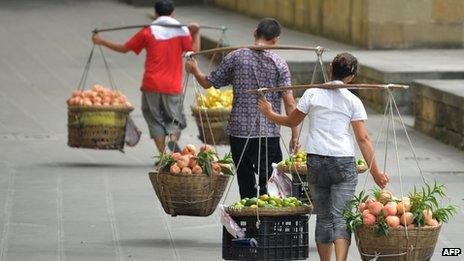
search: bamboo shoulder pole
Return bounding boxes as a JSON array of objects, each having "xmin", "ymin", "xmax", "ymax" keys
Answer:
[
  {"xmin": 188, "ymin": 45, "xmax": 328, "ymax": 57},
  {"xmin": 244, "ymin": 83, "xmax": 409, "ymax": 94},
  {"xmin": 93, "ymin": 23, "xmax": 226, "ymax": 33}
]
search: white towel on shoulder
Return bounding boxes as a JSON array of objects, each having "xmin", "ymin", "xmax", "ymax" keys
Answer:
[{"xmin": 150, "ymin": 16, "xmax": 189, "ymax": 40}]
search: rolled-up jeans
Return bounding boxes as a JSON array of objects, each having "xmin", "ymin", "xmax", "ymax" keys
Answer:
[{"xmin": 307, "ymin": 154, "xmax": 357, "ymax": 244}]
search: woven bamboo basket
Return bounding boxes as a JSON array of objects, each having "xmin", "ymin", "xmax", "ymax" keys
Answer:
[
  {"xmin": 67, "ymin": 106, "xmax": 133, "ymax": 150},
  {"xmin": 355, "ymin": 224, "xmax": 442, "ymax": 260},
  {"xmin": 225, "ymin": 205, "xmax": 312, "ymax": 217},
  {"xmin": 148, "ymin": 171, "xmax": 230, "ymax": 216},
  {"xmin": 191, "ymin": 106, "xmax": 230, "ymax": 145},
  {"xmin": 277, "ymin": 164, "xmax": 308, "ymax": 175}
]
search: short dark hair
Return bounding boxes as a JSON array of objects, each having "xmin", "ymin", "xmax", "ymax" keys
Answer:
[
  {"xmin": 331, "ymin": 53, "xmax": 358, "ymax": 80},
  {"xmin": 154, "ymin": 0, "xmax": 175, "ymax": 16},
  {"xmin": 256, "ymin": 18, "xmax": 281, "ymax": 41}
]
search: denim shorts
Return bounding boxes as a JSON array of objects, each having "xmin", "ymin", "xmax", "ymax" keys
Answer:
[{"xmin": 307, "ymin": 154, "xmax": 357, "ymax": 244}]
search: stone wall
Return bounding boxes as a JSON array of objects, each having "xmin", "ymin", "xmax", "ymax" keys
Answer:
[
  {"xmin": 209, "ymin": 0, "xmax": 464, "ymax": 49},
  {"xmin": 412, "ymin": 80, "xmax": 464, "ymax": 150}
]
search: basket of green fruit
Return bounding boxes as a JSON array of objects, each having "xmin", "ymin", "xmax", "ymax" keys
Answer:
[
  {"xmin": 226, "ymin": 194, "xmax": 312, "ymax": 217},
  {"xmin": 277, "ymin": 152, "xmax": 368, "ymax": 175}
]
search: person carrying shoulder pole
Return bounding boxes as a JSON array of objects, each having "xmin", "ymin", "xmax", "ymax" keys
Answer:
[
  {"xmin": 185, "ymin": 18, "xmax": 300, "ymax": 199},
  {"xmin": 92, "ymin": 0, "xmax": 201, "ymax": 154},
  {"xmin": 258, "ymin": 52, "xmax": 390, "ymax": 261}
]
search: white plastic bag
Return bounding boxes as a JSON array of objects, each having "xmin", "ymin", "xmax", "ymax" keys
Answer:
[
  {"xmin": 267, "ymin": 163, "xmax": 292, "ymax": 198},
  {"xmin": 220, "ymin": 205, "xmax": 245, "ymax": 239},
  {"xmin": 125, "ymin": 116, "xmax": 141, "ymax": 147}
]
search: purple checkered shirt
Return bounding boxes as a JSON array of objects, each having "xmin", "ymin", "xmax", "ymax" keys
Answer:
[{"xmin": 206, "ymin": 48, "xmax": 292, "ymax": 138}]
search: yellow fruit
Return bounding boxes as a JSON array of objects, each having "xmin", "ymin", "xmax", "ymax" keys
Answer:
[{"xmin": 196, "ymin": 87, "xmax": 233, "ymax": 109}]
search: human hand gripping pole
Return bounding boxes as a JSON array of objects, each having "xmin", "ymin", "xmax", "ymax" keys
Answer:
[
  {"xmin": 256, "ymin": 91, "xmax": 271, "ymax": 116},
  {"xmin": 184, "ymin": 52, "xmax": 197, "ymax": 74}
]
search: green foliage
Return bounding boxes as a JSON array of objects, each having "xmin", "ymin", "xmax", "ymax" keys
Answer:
[
  {"xmin": 217, "ymin": 152, "xmax": 236, "ymax": 176},
  {"xmin": 409, "ymin": 180, "xmax": 457, "ymax": 227},
  {"xmin": 374, "ymin": 212, "xmax": 389, "ymax": 236},
  {"xmin": 218, "ymin": 152, "xmax": 234, "ymax": 164},
  {"xmin": 343, "ymin": 181, "xmax": 457, "ymax": 237},
  {"xmin": 433, "ymin": 205, "xmax": 457, "ymax": 223},
  {"xmin": 196, "ymin": 150, "xmax": 217, "ymax": 176},
  {"xmin": 155, "ymin": 152, "xmax": 175, "ymax": 172},
  {"xmin": 371, "ymin": 187, "xmax": 381, "ymax": 201},
  {"xmin": 343, "ymin": 191, "xmax": 368, "ymax": 233}
]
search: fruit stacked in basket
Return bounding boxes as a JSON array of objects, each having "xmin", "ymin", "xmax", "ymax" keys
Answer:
[
  {"xmin": 66, "ymin": 84, "xmax": 133, "ymax": 150},
  {"xmin": 66, "ymin": 84, "xmax": 132, "ymax": 108},
  {"xmin": 156, "ymin": 144, "xmax": 235, "ymax": 176},
  {"xmin": 344, "ymin": 182, "xmax": 457, "ymax": 260},
  {"xmin": 226, "ymin": 194, "xmax": 312, "ymax": 217},
  {"xmin": 191, "ymin": 88, "xmax": 233, "ymax": 145},
  {"xmin": 230, "ymin": 195, "xmax": 304, "ymax": 209},
  {"xmin": 195, "ymin": 87, "xmax": 233, "ymax": 110},
  {"xmin": 276, "ymin": 151, "xmax": 307, "ymax": 174},
  {"xmin": 149, "ymin": 144, "xmax": 235, "ymax": 217},
  {"xmin": 277, "ymin": 152, "xmax": 368, "ymax": 175}
]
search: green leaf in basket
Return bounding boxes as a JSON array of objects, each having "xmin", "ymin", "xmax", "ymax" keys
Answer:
[{"xmin": 219, "ymin": 163, "xmax": 235, "ymax": 176}]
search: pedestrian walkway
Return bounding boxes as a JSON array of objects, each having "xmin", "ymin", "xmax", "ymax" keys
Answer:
[{"xmin": 0, "ymin": 1, "xmax": 463, "ymax": 260}]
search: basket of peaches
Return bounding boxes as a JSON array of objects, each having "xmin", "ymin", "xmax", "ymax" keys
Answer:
[
  {"xmin": 343, "ymin": 182, "xmax": 457, "ymax": 260},
  {"xmin": 148, "ymin": 144, "xmax": 235, "ymax": 217}
]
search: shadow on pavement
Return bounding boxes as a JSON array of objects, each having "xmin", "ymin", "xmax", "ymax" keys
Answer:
[
  {"xmin": 119, "ymin": 238, "xmax": 222, "ymax": 249},
  {"xmin": 36, "ymin": 162, "xmax": 154, "ymax": 170}
]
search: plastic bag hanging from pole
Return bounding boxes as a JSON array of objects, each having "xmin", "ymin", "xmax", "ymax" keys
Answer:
[
  {"xmin": 125, "ymin": 116, "xmax": 142, "ymax": 147},
  {"xmin": 267, "ymin": 163, "xmax": 292, "ymax": 198}
]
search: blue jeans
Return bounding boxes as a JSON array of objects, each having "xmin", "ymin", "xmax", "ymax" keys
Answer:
[{"xmin": 307, "ymin": 154, "xmax": 357, "ymax": 244}]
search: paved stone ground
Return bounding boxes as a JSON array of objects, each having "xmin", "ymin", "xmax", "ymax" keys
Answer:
[{"xmin": 0, "ymin": 1, "xmax": 463, "ymax": 260}]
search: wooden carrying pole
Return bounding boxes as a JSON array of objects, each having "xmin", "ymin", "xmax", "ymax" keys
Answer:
[
  {"xmin": 93, "ymin": 23, "xmax": 226, "ymax": 33},
  {"xmin": 189, "ymin": 45, "xmax": 327, "ymax": 57},
  {"xmin": 245, "ymin": 83, "xmax": 409, "ymax": 94}
]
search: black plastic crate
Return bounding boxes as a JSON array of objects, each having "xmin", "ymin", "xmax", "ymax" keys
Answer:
[
  {"xmin": 222, "ymin": 215, "xmax": 309, "ymax": 260},
  {"xmin": 291, "ymin": 174, "xmax": 312, "ymax": 204}
]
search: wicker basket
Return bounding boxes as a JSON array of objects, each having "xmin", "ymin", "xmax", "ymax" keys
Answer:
[
  {"xmin": 277, "ymin": 164, "xmax": 366, "ymax": 175},
  {"xmin": 67, "ymin": 106, "xmax": 133, "ymax": 150},
  {"xmin": 225, "ymin": 205, "xmax": 312, "ymax": 217},
  {"xmin": 191, "ymin": 106, "xmax": 230, "ymax": 145},
  {"xmin": 149, "ymin": 171, "xmax": 230, "ymax": 216},
  {"xmin": 355, "ymin": 224, "xmax": 442, "ymax": 260},
  {"xmin": 277, "ymin": 164, "xmax": 308, "ymax": 175}
]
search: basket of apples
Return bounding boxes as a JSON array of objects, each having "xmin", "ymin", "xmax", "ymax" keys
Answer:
[
  {"xmin": 343, "ymin": 182, "xmax": 456, "ymax": 260},
  {"xmin": 148, "ymin": 144, "xmax": 235, "ymax": 217},
  {"xmin": 67, "ymin": 84, "xmax": 133, "ymax": 150}
]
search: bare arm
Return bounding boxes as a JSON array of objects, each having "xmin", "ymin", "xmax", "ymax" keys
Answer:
[
  {"xmin": 282, "ymin": 93, "xmax": 300, "ymax": 152},
  {"xmin": 188, "ymin": 23, "xmax": 201, "ymax": 52},
  {"xmin": 352, "ymin": 120, "xmax": 389, "ymax": 188},
  {"xmin": 258, "ymin": 99, "xmax": 306, "ymax": 128},
  {"xmin": 92, "ymin": 33, "xmax": 129, "ymax": 53},
  {"xmin": 185, "ymin": 58, "xmax": 212, "ymax": 89}
]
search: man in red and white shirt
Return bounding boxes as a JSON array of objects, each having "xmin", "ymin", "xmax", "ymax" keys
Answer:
[{"xmin": 92, "ymin": 0, "xmax": 200, "ymax": 153}]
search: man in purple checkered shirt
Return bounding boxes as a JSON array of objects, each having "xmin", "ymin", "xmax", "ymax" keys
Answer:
[{"xmin": 186, "ymin": 18, "xmax": 299, "ymax": 199}]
